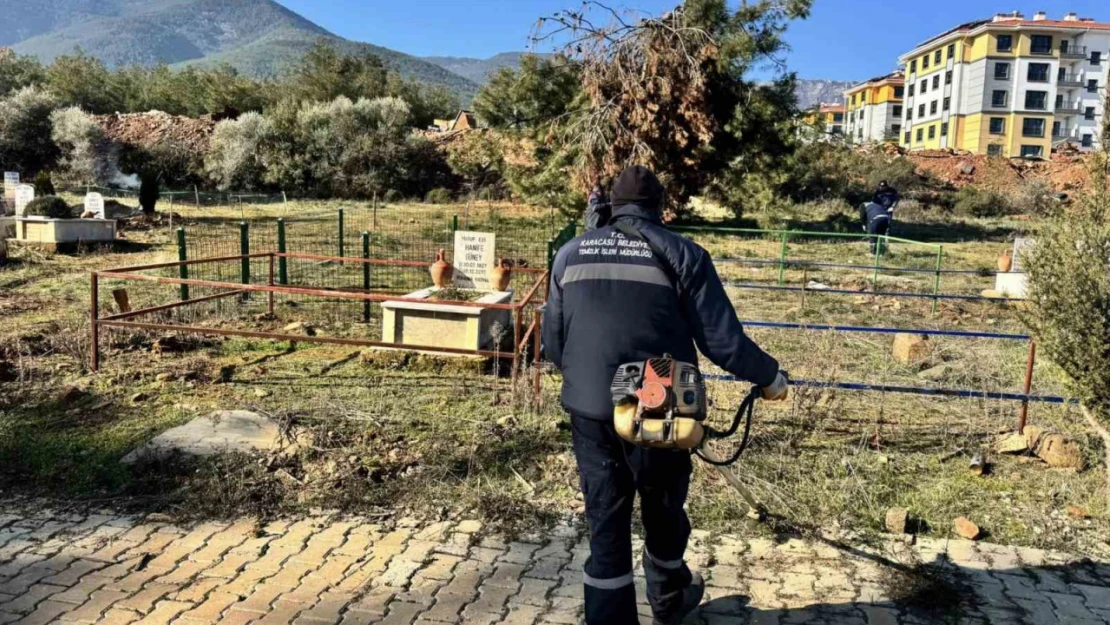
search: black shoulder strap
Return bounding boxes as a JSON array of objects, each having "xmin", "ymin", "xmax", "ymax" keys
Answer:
[{"xmin": 611, "ymin": 221, "xmax": 680, "ymax": 295}]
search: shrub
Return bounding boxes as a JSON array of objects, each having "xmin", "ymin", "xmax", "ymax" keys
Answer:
[
  {"xmin": 1010, "ymin": 179, "xmax": 1056, "ymax": 216},
  {"xmin": 425, "ymin": 187, "xmax": 452, "ymax": 204},
  {"xmin": 1022, "ymin": 154, "xmax": 1110, "ymax": 491},
  {"xmin": 23, "ymin": 196, "xmax": 73, "ymax": 219},
  {"xmin": 382, "ymin": 189, "xmax": 402, "ymax": 203},
  {"xmin": 32, "ymin": 170, "xmax": 55, "ymax": 196},
  {"xmin": 0, "ymin": 87, "xmax": 59, "ymax": 176},
  {"xmin": 204, "ymin": 112, "xmax": 270, "ymax": 192},
  {"xmin": 50, "ymin": 107, "xmax": 118, "ymax": 185},
  {"xmin": 952, "ymin": 186, "xmax": 1010, "ymax": 217}
]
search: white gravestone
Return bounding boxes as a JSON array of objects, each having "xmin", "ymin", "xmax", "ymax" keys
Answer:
[
  {"xmin": 3, "ymin": 172, "xmax": 18, "ymax": 213},
  {"xmin": 14, "ymin": 185, "xmax": 34, "ymax": 216},
  {"xmin": 995, "ymin": 237, "xmax": 1034, "ymax": 298},
  {"xmin": 84, "ymin": 192, "xmax": 105, "ymax": 219},
  {"xmin": 452, "ymin": 230, "xmax": 496, "ymax": 290}
]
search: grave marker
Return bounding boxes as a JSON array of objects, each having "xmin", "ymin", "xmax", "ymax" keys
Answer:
[
  {"xmin": 84, "ymin": 192, "xmax": 105, "ymax": 219},
  {"xmin": 14, "ymin": 184, "xmax": 34, "ymax": 216},
  {"xmin": 1011, "ymin": 238, "xmax": 1035, "ymax": 273},
  {"xmin": 452, "ymin": 230, "xmax": 496, "ymax": 290},
  {"xmin": 3, "ymin": 172, "xmax": 18, "ymax": 213}
]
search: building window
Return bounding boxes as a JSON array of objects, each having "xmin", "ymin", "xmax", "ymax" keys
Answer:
[
  {"xmin": 994, "ymin": 62, "xmax": 1010, "ymax": 80},
  {"xmin": 908, "ymin": 84, "xmax": 915, "ymax": 96},
  {"xmin": 941, "ymin": 122, "xmax": 949, "ymax": 136},
  {"xmin": 1024, "ymin": 91, "xmax": 1048, "ymax": 110},
  {"xmin": 997, "ymin": 34, "xmax": 1013, "ymax": 52},
  {"xmin": 945, "ymin": 70, "xmax": 952, "ymax": 85},
  {"xmin": 988, "ymin": 144, "xmax": 1003, "ymax": 156},
  {"xmin": 1088, "ymin": 79, "xmax": 1099, "ymax": 94},
  {"xmin": 1092, "ymin": 51, "xmax": 1102, "ymax": 66},
  {"xmin": 1052, "ymin": 121, "xmax": 1061, "ymax": 137},
  {"xmin": 923, "ymin": 54, "xmax": 930, "ymax": 69},
  {"xmin": 1030, "ymin": 35, "xmax": 1053, "ymax": 55},
  {"xmin": 904, "ymin": 131, "xmax": 911, "ymax": 144},
  {"xmin": 918, "ymin": 103, "xmax": 925, "ymax": 117},
  {"xmin": 989, "ymin": 117, "xmax": 1005, "ymax": 134},
  {"xmin": 905, "ymin": 108, "xmax": 912, "ymax": 120},
  {"xmin": 934, "ymin": 50, "xmax": 942, "ymax": 64},
  {"xmin": 930, "ymin": 101, "xmax": 938, "ymax": 115},
  {"xmin": 928, "ymin": 125, "xmax": 936, "ymax": 139},
  {"xmin": 932, "ymin": 75, "xmax": 940, "ymax": 89},
  {"xmin": 916, "ymin": 128, "xmax": 924, "ymax": 142},
  {"xmin": 910, "ymin": 60, "xmax": 917, "ymax": 73},
  {"xmin": 1082, "ymin": 134, "xmax": 1094, "ymax": 147},
  {"xmin": 921, "ymin": 80, "xmax": 928, "ymax": 94},
  {"xmin": 991, "ymin": 90, "xmax": 1008, "ymax": 108},
  {"xmin": 947, "ymin": 43, "xmax": 956, "ymax": 59},
  {"xmin": 1086, "ymin": 107, "xmax": 1097, "ymax": 120},
  {"xmin": 1022, "ymin": 118, "xmax": 1045, "ymax": 137},
  {"xmin": 892, "ymin": 105, "xmax": 903, "ymax": 117},
  {"xmin": 943, "ymin": 97, "xmax": 951, "ymax": 111},
  {"xmin": 1027, "ymin": 63, "xmax": 1050, "ymax": 82},
  {"xmin": 1020, "ymin": 145, "xmax": 1044, "ymax": 159},
  {"xmin": 894, "ymin": 86, "xmax": 904, "ymax": 98},
  {"xmin": 833, "ymin": 113, "xmax": 843, "ymax": 123},
  {"xmin": 891, "ymin": 124, "xmax": 902, "ymax": 136}
]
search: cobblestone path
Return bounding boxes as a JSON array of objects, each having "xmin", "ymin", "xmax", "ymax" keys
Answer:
[{"xmin": 0, "ymin": 504, "xmax": 1108, "ymax": 624}]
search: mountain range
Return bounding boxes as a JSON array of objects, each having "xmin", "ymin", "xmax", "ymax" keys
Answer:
[{"xmin": 1, "ymin": 0, "xmax": 852, "ymax": 108}]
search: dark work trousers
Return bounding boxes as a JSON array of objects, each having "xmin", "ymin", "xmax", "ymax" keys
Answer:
[
  {"xmin": 570, "ymin": 414, "xmax": 694, "ymax": 625},
  {"xmin": 867, "ymin": 214, "xmax": 891, "ymax": 254}
]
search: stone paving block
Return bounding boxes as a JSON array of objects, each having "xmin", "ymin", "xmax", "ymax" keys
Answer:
[
  {"xmin": 378, "ymin": 601, "xmax": 424, "ymax": 625},
  {"xmin": 41, "ymin": 559, "xmax": 106, "ymax": 587},
  {"xmin": 65, "ymin": 589, "xmax": 131, "ymax": 623},
  {"xmin": 523, "ymin": 559, "xmax": 563, "ymax": 581},
  {"xmin": 349, "ymin": 586, "xmax": 395, "ymax": 616},
  {"xmin": 423, "ymin": 590, "xmax": 472, "ymax": 622},
  {"xmin": 179, "ymin": 591, "xmax": 244, "ymax": 622},
  {"xmin": 501, "ymin": 604, "xmax": 543, "ymax": 625},
  {"xmin": 296, "ymin": 590, "xmax": 356, "ymax": 622},
  {"xmin": 129, "ymin": 600, "xmax": 194, "ymax": 625},
  {"xmin": 3, "ymin": 583, "xmax": 66, "ymax": 615},
  {"xmin": 118, "ymin": 582, "xmax": 182, "ymax": 614},
  {"xmin": 97, "ymin": 608, "xmax": 142, "ymax": 625},
  {"xmin": 541, "ymin": 597, "xmax": 582, "ymax": 624},
  {"xmin": 512, "ymin": 577, "xmax": 558, "ymax": 606},
  {"xmin": 433, "ymin": 534, "xmax": 473, "ymax": 558},
  {"xmin": 1076, "ymin": 583, "xmax": 1110, "ymax": 610},
  {"xmin": 397, "ymin": 574, "xmax": 447, "ymax": 607},
  {"xmin": 462, "ymin": 585, "xmax": 514, "ymax": 621},
  {"xmin": 14, "ymin": 599, "xmax": 73, "ymax": 625},
  {"xmin": 49, "ymin": 575, "xmax": 112, "ymax": 605},
  {"xmin": 483, "ymin": 563, "xmax": 526, "ymax": 591},
  {"xmin": 251, "ymin": 599, "xmax": 305, "ymax": 625},
  {"xmin": 1046, "ymin": 590, "xmax": 1101, "ymax": 621},
  {"xmin": 204, "ymin": 552, "xmax": 262, "ymax": 579}
]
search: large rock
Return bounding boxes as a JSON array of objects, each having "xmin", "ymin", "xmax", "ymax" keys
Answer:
[
  {"xmin": 122, "ymin": 410, "xmax": 296, "ymax": 463},
  {"xmin": 885, "ymin": 507, "xmax": 909, "ymax": 534},
  {"xmin": 953, "ymin": 517, "xmax": 981, "ymax": 540},
  {"xmin": 996, "ymin": 432, "xmax": 1029, "ymax": 454},
  {"xmin": 892, "ymin": 333, "xmax": 930, "ymax": 364},
  {"xmin": 918, "ymin": 363, "xmax": 958, "ymax": 382},
  {"xmin": 1022, "ymin": 425, "xmax": 1044, "ymax": 450},
  {"xmin": 1036, "ymin": 434, "xmax": 1084, "ymax": 469}
]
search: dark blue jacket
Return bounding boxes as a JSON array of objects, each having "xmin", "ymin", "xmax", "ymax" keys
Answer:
[
  {"xmin": 542, "ymin": 204, "xmax": 780, "ymax": 420},
  {"xmin": 873, "ymin": 187, "xmax": 900, "ymax": 210}
]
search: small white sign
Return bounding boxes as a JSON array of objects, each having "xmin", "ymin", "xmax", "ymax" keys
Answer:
[
  {"xmin": 84, "ymin": 192, "xmax": 105, "ymax": 219},
  {"xmin": 1011, "ymin": 237, "xmax": 1035, "ymax": 273},
  {"xmin": 14, "ymin": 184, "xmax": 34, "ymax": 216},
  {"xmin": 3, "ymin": 172, "xmax": 18, "ymax": 212},
  {"xmin": 452, "ymin": 230, "xmax": 496, "ymax": 290}
]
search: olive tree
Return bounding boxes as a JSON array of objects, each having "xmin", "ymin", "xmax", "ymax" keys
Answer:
[
  {"xmin": 1022, "ymin": 148, "xmax": 1110, "ymax": 492},
  {"xmin": 50, "ymin": 107, "xmax": 118, "ymax": 185}
]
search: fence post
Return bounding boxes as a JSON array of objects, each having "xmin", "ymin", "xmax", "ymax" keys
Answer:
[
  {"xmin": 176, "ymin": 227, "xmax": 189, "ymax": 301},
  {"xmin": 362, "ymin": 231, "xmax": 371, "ymax": 323},
  {"xmin": 338, "ymin": 208, "xmax": 345, "ymax": 258},
  {"xmin": 452, "ymin": 214, "xmax": 459, "ymax": 232},
  {"xmin": 194, "ymin": 185, "xmax": 200, "ymax": 207},
  {"xmin": 871, "ymin": 240, "xmax": 882, "ymax": 291},
  {"xmin": 777, "ymin": 232, "xmax": 788, "ymax": 286},
  {"xmin": 931, "ymin": 246, "xmax": 944, "ymax": 314},
  {"xmin": 277, "ymin": 218, "xmax": 288, "ymax": 285},
  {"xmin": 240, "ymin": 221, "xmax": 250, "ymax": 299},
  {"xmin": 1018, "ymin": 341, "xmax": 1036, "ymax": 434},
  {"xmin": 547, "ymin": 240, "xmax": 554, "ymax": 271},
  {"xmin": 90, "ymin": 272, "xmax": 99, "ymax": 372}
]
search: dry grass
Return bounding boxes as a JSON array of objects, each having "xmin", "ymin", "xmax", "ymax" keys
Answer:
[{"xmin": 1, "ymin": 198, "xmax": 1107, "ymax": 553}]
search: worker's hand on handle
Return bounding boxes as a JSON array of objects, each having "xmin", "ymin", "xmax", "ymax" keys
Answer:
[{"xmin": 761, "ymin": 370, "xmax": 789, "ymax": 401}]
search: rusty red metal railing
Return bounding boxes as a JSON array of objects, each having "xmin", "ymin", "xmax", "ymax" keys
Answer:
[{"xmin": 91, "ymin": 253, "xmax": 549, "ymax": 395}]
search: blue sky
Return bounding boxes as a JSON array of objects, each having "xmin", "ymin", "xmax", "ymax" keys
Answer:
[{"xmin": 276, "ymin": 0, "xmax": 1107, "ymax": 81}]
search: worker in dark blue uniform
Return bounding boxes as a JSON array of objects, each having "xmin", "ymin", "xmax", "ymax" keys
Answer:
[
  {"xmin": 543, "ymin": 166, "xmax": 787, "ymax": 625},
  {"xmin": 584, "ymin": 177, "xmax": 612, "ymax": 232},
  {"xmin": 861, "ymin": 181, "xmax": 899, "ymax": 254}
]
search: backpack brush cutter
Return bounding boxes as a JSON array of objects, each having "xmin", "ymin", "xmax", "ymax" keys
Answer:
[{"xmin": 611, "ymin": 355, "xmax": 775, "ymax": 520}]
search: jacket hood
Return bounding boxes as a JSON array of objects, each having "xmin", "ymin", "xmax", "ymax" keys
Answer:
[{"xmin": 610, "ymin": 203, "xmax": 663, "ymax": 225}]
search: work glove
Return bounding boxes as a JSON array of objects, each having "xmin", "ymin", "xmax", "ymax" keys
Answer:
[{"xmin": 761, "ymin": 370, "xmax": 789, "ymax": 401}]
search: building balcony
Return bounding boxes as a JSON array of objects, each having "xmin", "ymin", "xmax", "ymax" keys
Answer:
[
  {"xmin": 1059, "ymin": 45, "xmax": 1087, "ymax": 59},
  {"xmin": 1055, "ymin": 102, "xmax": 1083, "ymax": 115},
  {"xmin": 1058, "ymin": 74, "xmax": 1084, "ymax": 88}
]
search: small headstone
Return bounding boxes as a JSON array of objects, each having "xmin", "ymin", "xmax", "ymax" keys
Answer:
[
  {"xmin": 2, "ymin": 172, "xmax": 18, "ymax": 212},
  {"xmin": 13, "ymin": 184, "xmax": 34, "ymax": 216},
  {"xmin": 1010, "ymin": 237, "xmax": 1035, "ymax": 273},
  {"xmin": 84, "ymin": 192, "xmax": 105, "ymax": 219},
  {"xmin": 452, "ymin": 230, "xmax": 496, "ymax": 290},
  {"xmin": 996, "ymin": 432, "xmax": 1029, "ymax": 454}
]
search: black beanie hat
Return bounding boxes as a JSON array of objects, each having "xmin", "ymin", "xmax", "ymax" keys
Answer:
[{"xmin": 610, "ymin": 165, "xmax": 664, "ymax": 211}]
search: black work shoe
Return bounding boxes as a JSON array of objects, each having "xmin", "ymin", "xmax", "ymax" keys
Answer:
[{"xmin": 652, "ymin": 572, "xmax": 704, "ymax": 625}]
